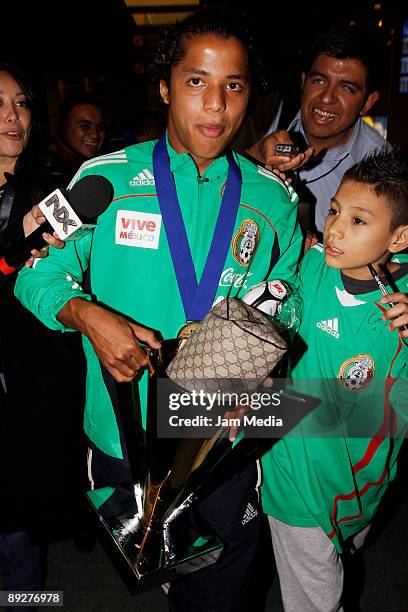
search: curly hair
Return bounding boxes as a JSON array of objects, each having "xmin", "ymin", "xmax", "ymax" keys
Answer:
[{"xmin": 151, "ymin": 7, "xmax": 266, "ymax": 100}]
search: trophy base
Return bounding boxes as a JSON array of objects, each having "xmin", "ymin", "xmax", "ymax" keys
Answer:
[{"xmin": 87, "ymin": 484, "xmax": 223, "ymax": 595}]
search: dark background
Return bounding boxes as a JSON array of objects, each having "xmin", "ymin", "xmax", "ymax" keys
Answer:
[
  {"xmin": 0, "ymin": 0, "xmax": 406, "ymax": 147},
  {"xmin": 1, "ymin": 3, "xmax": 408, "ymax": 610}
]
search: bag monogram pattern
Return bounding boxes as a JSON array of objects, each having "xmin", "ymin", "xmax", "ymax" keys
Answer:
[{"xmin": 166, "ymin": 298, "xmax": 287, "ymax": 392}]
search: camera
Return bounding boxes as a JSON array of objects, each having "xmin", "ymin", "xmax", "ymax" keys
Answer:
[{"xmin": 275, "ymin": 144, "xmax": 299, "ymax": 157}]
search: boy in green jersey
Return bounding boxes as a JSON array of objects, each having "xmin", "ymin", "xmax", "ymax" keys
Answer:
[{"xmin": 261, "ymin": 147, "xmax": 408, "ymax": 611}]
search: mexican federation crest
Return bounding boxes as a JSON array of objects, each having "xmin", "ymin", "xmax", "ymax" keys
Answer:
[
  {"xmin": 338, "ymin": 353, "xmax": 375, "ymax": 392},
  {"xmin": 232, "ymin": 219, "xmax": 259, "ymax": 267}
]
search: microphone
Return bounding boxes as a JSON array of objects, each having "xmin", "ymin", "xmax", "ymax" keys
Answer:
[{"xmin": 0, "ymin": 175, "xmax": 113, "ymax": 276}]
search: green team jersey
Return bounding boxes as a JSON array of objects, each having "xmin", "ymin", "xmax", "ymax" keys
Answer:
[
  {"xmin": 16, "ymin": 136, "xmax": 301, "ymax": 462},
  {"xmin": 261, "ymin": 245, "xmax": 408, "ymax": 552}
]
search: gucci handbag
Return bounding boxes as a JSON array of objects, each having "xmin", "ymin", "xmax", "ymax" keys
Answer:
[{"xmin": 165, "ymin": 297, "xmax": 287, "ymax": 392}]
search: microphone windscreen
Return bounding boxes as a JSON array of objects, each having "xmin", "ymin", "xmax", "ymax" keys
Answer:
[{"xmin": 70, "ymin": 175, "xmax": 113, "ymax": 219}]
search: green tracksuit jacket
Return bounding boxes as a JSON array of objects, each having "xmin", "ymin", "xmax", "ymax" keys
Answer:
[
  {"xmin": 261, "ymin": 245, "xmax": 408, "ymax": 552},
  {"xmin": 16, "ymin": 136, "xmax": 302, "ymax": 462}
]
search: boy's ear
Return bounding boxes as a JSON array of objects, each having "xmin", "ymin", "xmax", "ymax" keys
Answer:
[
  {"xmin": 389, "ymin": 225, "xmax": 408, "ymax": 253},
  {"xmin": 160, "ymin": 80, "xmax": 170, "ymax": 105}
]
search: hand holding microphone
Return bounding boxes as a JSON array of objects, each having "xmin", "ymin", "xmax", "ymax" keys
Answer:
[
  {"xmin": 0, "ymin": 175, "xmax": 113, "ymax": 277},
  {"xmin": 23, "ymin": 204, "xmax": 50, "ymax": 237},
  {"xmin": 23, "ymin": 205, "xmax": 65, "ymax": 267}
]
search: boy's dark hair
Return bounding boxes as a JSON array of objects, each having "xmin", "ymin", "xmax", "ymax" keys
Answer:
[
  {"xmin": 302, "ymin": 26, "xmax": 383, "ymax": 94},
  {"xmin": 343, "ymin": 146, "xmax": 408, "ymax": 231},
  {"xmin": 152, "ymin": 7, "xmax": 265, "ymax": 99}
]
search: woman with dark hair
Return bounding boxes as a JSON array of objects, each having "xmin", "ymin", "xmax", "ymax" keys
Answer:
[{"xmin": 0, "ymin": 61, "xmax": 86, "ymax": 600}]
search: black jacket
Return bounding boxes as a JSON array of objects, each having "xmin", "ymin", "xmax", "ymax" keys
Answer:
[{"xmin": 0, "ymin": 165, "xmax": 86, "ymax": 535}]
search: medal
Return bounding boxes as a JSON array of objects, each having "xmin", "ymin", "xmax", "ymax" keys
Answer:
[
  {"xmin": 177, "ymin": 321, "xmax": 200, "ymax": 340},
  {"xmin": 177, "ymin": 321, "xmax": 200, "ymax": 349}
]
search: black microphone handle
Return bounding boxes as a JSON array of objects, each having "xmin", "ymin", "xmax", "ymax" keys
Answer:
[{"xmin": 4, "ymin": 221, "xmax": 53, "ymax": 269}]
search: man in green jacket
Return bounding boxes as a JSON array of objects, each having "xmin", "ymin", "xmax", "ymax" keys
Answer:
[{"xmin": 16, "ymin": 8, "xmax": 301, "ymax": 610}]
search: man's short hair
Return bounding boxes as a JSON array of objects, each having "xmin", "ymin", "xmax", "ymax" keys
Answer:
[
  {"xmin": 302, "ymin": 26, "xmax": 384, "ymax": 94},
  {"xmin": 343, "ymin": 146, "xmax": 408, "ymax": 230},
  {"xmin": 152, "ymin": 7, "xmax": 265, "ymax": 98}
]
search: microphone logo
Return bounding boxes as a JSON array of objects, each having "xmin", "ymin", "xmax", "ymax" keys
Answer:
[
  {"xmin": 39, "ymin": 189, "xmax": 84, "ymax": 240},
  {"xmin": 44, "ymin": 193, "xmax": 78, "ymax": 235}
]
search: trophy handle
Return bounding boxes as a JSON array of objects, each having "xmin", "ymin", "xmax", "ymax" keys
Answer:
[{"xmin": 116, "ymin": 378, "xmax": 148, "ymax": 486}]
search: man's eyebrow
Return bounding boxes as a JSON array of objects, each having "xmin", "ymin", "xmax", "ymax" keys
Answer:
[
  {"xmin": 309, "ymin": 70, "xmax": 362, "ymax": 90},
  {"xmin": 182, "ymin": 67, "xmax": 209, "ymax": 76},
  {"xmin": 181, "ymin": 67, "xmax": 249, "ymax": 80},
  {"xmin": 340, "ymin": 79, "xmax": 362, "ymax": 90},
  {"xmin": 226, "ymin": 73, "xmax": 249, "ymax": 81},
  {"xmin": 309, "ymin": 70, "xmax": 327, "ymax": 80},
  {"xmin": 331, "ymin": 197, "xmax": 374, "ymax": 215}
]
